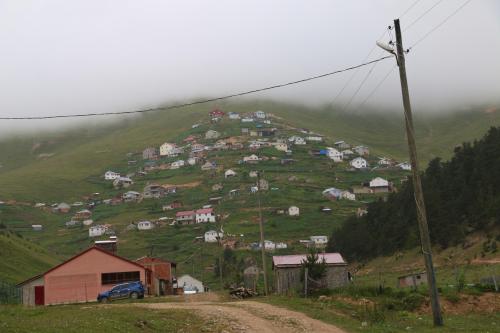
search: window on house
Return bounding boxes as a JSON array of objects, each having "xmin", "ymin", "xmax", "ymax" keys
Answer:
[{"xmin": 101, "ymin": 271, "xmax": 140, "ymax": 285}]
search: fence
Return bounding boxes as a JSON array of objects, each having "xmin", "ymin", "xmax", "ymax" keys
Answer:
[{"xmin": 0, "ymin": 280, "xmax": 21, "ymax": 304}]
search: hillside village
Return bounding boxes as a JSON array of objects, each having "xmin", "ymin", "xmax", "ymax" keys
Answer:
[{"xmin": 0, "ymin": 107, "xmax": 417, "ymax": 290}]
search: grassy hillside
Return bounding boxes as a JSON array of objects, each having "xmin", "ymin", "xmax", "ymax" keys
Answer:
[
  {"xmin": 0, "ymin": 100, "xmax": 499, "ymax": 288},
  {"xmin": 0, "ymin": 231, "xmax": 59, "ymax": 284}
]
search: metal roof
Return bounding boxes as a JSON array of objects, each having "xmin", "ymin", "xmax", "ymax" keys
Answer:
[{"xmin": 272, "ymin": 253, "xmax": 346, "ymax": 268}]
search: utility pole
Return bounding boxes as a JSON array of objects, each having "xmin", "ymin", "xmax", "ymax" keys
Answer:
[
  {"xmin": 257, "ymin": 171, "xmax": 269, "ymax": 295},
  {"xmin": 393, "ymin": 18, "xmax": 443, "ymax": 326}
]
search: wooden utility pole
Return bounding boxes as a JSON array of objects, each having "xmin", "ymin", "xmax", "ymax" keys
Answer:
[
  {"xmin": 393, "ymin": 18, "xmax": 443, "ymax": 326},
  {"xmin": 257, "ymin": 171, "xmax": 269, "ymax": 295}
]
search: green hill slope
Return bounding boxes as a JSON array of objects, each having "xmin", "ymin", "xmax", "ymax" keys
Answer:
[
  {"xmin": 0, "ymin": 231, "xmax": 59, "ymax": 283},
  {"xmin": 0, "ymin": 100, "xmax": 498, "ymax": 202}
]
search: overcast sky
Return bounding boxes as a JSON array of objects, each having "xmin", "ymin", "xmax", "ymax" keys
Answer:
[{"xmin": 0, "ymin": 0, "xmax": 499, "ymax": 132}]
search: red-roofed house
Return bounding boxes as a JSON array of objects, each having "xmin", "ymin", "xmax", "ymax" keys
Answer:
[
  {"xmin": 195, "ymin": 208, "xmax": 216, "ymax": 223},
  {"xmin": 272, "ymin": 253, "xmax": 348, "ymax": 294},
  {"xmin": 175, "ymin": 210, "xmax": 196, "ymax": 225},
  {"xmin": 209, "ymin": 108, "xmax": 225, "ymax": 118},
  {"xmin": 17, "ymin": 247, "xmax": 148, "ymax": 306}
]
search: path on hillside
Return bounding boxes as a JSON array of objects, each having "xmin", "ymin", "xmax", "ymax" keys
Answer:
[{"xmin": 135, "ymin": 300, "xmax": 346, "ymax": 333}]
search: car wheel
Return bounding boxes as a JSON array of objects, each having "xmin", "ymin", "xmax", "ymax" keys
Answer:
[
  {"xmin": 130, "ymin": 292, "xmax": 139, "ymax": 300},
  {"xmin": 99, "ymin": 297, "xmax": 109, "ymax": 303}
]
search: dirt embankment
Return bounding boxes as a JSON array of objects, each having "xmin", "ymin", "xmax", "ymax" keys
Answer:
[{"xmin": 419, "ymin": 292, "xmax": 500, "ymax": 315}]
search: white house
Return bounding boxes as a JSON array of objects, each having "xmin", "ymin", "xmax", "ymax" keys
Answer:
[
  {"xmin": 83, "ymin": 219, "xmax": 94, "ymax": 226},
  {"xmin": 274, "ymin": 142, "xmax": 288, "ymax": 152},
  {"xmin": 89, "ymin": 225, "xmax": 107, "ymax": 237},
  {"xmin": 187, "ymin": 157, "xmax": 198, "ymax": 166},
  {"xmin": 31, "ymin": 224, "xmax": 43, "ymax": 231},
  {"xmin": 288, "ymin": 206, "xmax": 300, "ymax": 216},
  {"xmin": 177, "ymin": 274, "xmax": 205, "ymax": 293},
  {"xmin": 288, "ymin": 136, "xmax": 306, "ymax": 145},
  {"xmin": 228, "ymin": 112, "xmax": 240, "ymax": 120},
  {"xmin": 350, "ymin": 157, "xmax": 368, "ymax": 169},
  {"xmin": 341, "ymin": 191, "xmax": 356, "ymax": 201},
  {"xmin": 378, "ymin": 157, "xmax": 394, "ymax": 166},
  {"xmin": 310, "ymin": 235, "xmax": 328, "ymax": 247},
  {"xmin": 264, "ymin": 240, "xmax": 276, "ymax": 250},
  {"xmin": 243, "ymin": 154, "xmax": 259, "ymax": 163},
  {"xmin": 275, "ymin": 242, "xmax": 288, "ymax": 249},
  {"xmin": 306, "ymin": 136, "xmax": 323, "ymax": 142},
  {"xmin": 104, "ymin": 171, "xmax": 120, "ymax": 180},
  {"xmin": 369, "ymin": 177, "xmax": 389, "ymax": 188},
  {"xmin": 137, "ymin": 220, "xmax": 154, "ymax": 230},
  {"xmin": 113, "ymin": 176, "xmax": 133, "ymax": 188},
  {"xmin": 241, "ymin": 117, "xmax": 254, "ymax": 123},
  {"xmin": 254, "ymin": 110, "xmax": 266, "ymax": 119},
  {"xmin": 195, "ymin": 208, "xmax": 216, "ymax": 223},
  {"xmin": 397, "ymin": 162, "xmax": 412, "ymax": 171},
  {"xmin": 159, "ymin": 143, "xmax": 178, "ymax": 157},
  {"xmin": 326, "ymin": 147, "xmax": 343, "ymax": 162},
  {"xmin": 170, "ymin": 160, "xmax": 185, "ymax": 169},
  {"xmin": 353, "ymin": 145, "xmax": 370, "ymax": 156},
  {"xmin": 204, "ymin": 230, "xmax": 223, "ymax": 242},
  {"xmin": 249, "ymin": 170, "xmax": 258, "ymax": 178},
  {"xmin": 224, "ymin": 169, "xmax": 237, "ymax": 178}
]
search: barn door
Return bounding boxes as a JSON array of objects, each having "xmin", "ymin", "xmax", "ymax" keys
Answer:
[{"xmin": 34, "ymin": 286, "xmax": 44, "ymax": 305}]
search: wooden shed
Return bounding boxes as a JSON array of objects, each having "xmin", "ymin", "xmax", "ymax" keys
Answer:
[{"xmin": 272, "ymin": 253, "xmax": 348, "ymax": 295}]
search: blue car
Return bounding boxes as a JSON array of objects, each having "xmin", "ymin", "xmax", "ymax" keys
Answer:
[{"xmin": 97, "ymin": 281, "xmax": 145, "ymax": 303}]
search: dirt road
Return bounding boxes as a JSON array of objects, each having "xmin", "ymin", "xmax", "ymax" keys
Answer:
[{"xmin": 136, "ymin": 300, "xmax": 346, "ymax": 333}]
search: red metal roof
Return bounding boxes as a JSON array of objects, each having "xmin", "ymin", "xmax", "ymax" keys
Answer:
[
  {"xmin": 195, "ymin": 208, "xmax": 213, "ymax": 214},
  {"xmin": 176, "ymin": 210, "xmax": 195, "ymax": 217},
  {"xmin": 272, "ymin": 253, "xmax": 346, "ymax": 268}
]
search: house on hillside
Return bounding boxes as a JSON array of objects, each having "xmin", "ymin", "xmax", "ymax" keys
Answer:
[
  {"xmin": 326, "ymin": 147, "xmax": 343, "ymax": 162},
  {"xmin": 288, "ymin": 206, "xmax": 300, "ymax": 216},
  {"xmin": 272, "ymin": 253, "xmax": 348, "ymax": 294},
  {"xmin": 195, "ymin": 208, "xmax": 216, "ymax": 223},
  {"xmin": 163, "ymin": 200, "xmax": 183, "ymax": 211},
  {"xmin": 113, "ymin": 177, "xmax": 133, "ymax": 189},
  {"xmin": 159, "ymin": 143, "xmax": 178, "ymax": 157},
  {"xmin": 73, "ymin": 209, "xmax": 92, "ymax": 221},
  {"xmin": 288, "ymin": 136, "xmax": 306, "ymax": 145},
  {"xmin": 350, "ymin": 157, "xmax": 368, "ymax": 169},
  {"xmin": 306, "ymin": 136, "xmax": 323, "ymax": 142},
  {"xmin": 254, "ymin": 110, "xmax": 266, "ymax": 119},
  {"xmin": 89, "ymin": 225, "xmax": 107, "ymax": 237},
  {"xmin": 176, "ymin": 211, "xmax": 196, "ymax": 225},
  {"xmin": 17, "ymin": 246, "xmax": 148, "ymax": 306},
  {"xmin": 201, "ymin": 161, "xmax": 217, "ymax": 171},
  {"xmin": 243, "ymin": 154, "xmax": 259, "ymax": 163},
  {"xmin": 341, "ymin": 190, "xmax": 356, "ymax": 201},
  {"xmin": 257, "ymin": 129, "xmax": 275, "ymax": 137},
  {"xmin": 65, "ymin": 220, "xmax": 81, "ymax": 228},
  {"xmin": 104, "ymin": 171, "xmax": 120, "ymax": 180},
  {"xmin": 397, "ymin": 162, "xmax": 412, "ymax": 171},
  {"xmin": 228, "ymin": 112, "xmax": 240, "ymax": 120},
  {"xmin": 209, "ymin": 109, "xmax": 225, "ymax": 118},
  {"xmin": 378, "ymin": 157, "xmax": 394, "ymax": 166},
  {"xmin": 32, "ymin": 224, "xmax": 43, "ymax": 231},
  {"xmin": 205, "ymin": 130, "xmax": 220, "ymax": 140},
  {"xmin": 224, "ymin": 169, "xmax": 237, "ymax": 178},
  {"xmin": 353, "ymin": 145, "xmax": 370, "ymax": 156},
  {"xmin": 322, "ymin": 187, "xmax": 343, "ymax": 200},
  {"xmin": 170, "ymin": 160, "xmax": 185, "ymax": 169},
  {"xmin": 143, "ymin": 184, "xmax": 167, "ymax": 199},
  {"xmin": 249, "ymin": 170, "xmax": 258, "ymax": 178},
  {"xmin": 212, "ymin": 183, "xmax": 224, "ymax": 191},
  {"xmin": 136, "ymin": 221, "xmax": 153, "ymax": 231},
  {"xmin": 241, "ymin": 117, "xmax": 254, "ymax": 123},
  {"xmin": 53, "ymin": 203, "xmax": 71, "ymax": 214},
  {"xmin": 274, "ymin": 142, "xmax": 288, "ymax": 152},
  {"xmin": 310, "ymin": 236, "xmax": 328, "ymax": 248},
  {"xmin": 334, "ymin": 141, "xmax": 350, "ymax": 149},
  {"xmin": 142, "ymin": 147, "xmax": 158, "ymax": 160},
  {"xmin": 177, "ymin": 274, "xmax": 205, "ymax": 293},
  {"xmin": 369, "ymin": 177, "xmax": 390, "ymax": 193},
  {"xmin": 187, "ymin": 157, "xmax": 199, "ymax": 166},
  {"xmin": 122, "ymin": 191, "xmax": 141, "ymax": 202},
  {"xmin": 341, "ymin": 149, "xmax": 355, "ymax": 159},
  {"xmin": 136, "ymin": 256, "xmax": 177, "ymax": 296},
  {"xmin": 258, "ymin": 178, "xmax": 269, "ymax": 191},
  {"xmin": 204, "ymin": 230, "xmax": 223, "ymax": 242}
]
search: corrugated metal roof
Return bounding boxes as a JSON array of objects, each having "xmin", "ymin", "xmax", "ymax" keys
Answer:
[{"xmin": 272, "ymin": 253, "xmax": 346, "ymax": 267}]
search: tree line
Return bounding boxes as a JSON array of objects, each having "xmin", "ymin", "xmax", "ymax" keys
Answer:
[{"xmin": 328, "ymin": 126, "xmax": 500, "ymax": 261}]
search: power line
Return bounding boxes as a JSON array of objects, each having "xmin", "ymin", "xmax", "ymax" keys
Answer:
[
  {"xmin": 331, "ymin": 0, "xmax": 422, "ymax": 107},
  {"xmin": 357, "ymin": 65, "xmax": 397, "ymax": 109},
  {"xmin": 341, "ymin": 50, "xmax": 387, "ymax": 111},
  {"xmin": 409, "ymin": 0, "xmax": 473, "ymax": 49},
  {"xmin": 0, "ymin": 56, "xmax": 392, "ymax": 120},
  {"xmin": 403, "ymin": 0, "xmax": 446, "ymax": 32}
]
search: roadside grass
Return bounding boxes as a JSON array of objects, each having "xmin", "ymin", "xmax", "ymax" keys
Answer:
[
  {"xmin": 259, "ymin": 294, "xmax": 500, "ymax": 333},
  {"xmin": 0, "ymin": 304, "xmax": 221, "ymax": 333}
]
